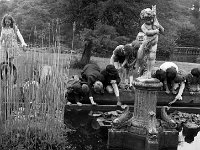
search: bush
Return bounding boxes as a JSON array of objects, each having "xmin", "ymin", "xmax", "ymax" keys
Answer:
[
  {"xmin": 80, "ymin": 23, "xmax": 121, "ymax": 57},
  {"xmin": 70, "ymin": 57, "xmax": 99, "ymax": 69},
  {"xmin": 113, "ymin": 36, "xmax": 130, "ymax": 45},
  {"xmin": 176, "ymin": 26, "xmax": 200, "ymax": 47},
  {"xmin": 157, "ymin": 36, "xmax": 176, "ymax": 60}
]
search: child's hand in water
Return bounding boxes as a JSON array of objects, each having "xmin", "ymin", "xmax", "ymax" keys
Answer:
[
  {"xmin": 110, "ymin": 80, "xmax": 116, "ymax": 84},
  {"xmin": 89, "ymin": 97, "xmax": 97, "ymax": 105},
  {"xmin": 165, "ymin": 90, "xmax": 170, "ymax": 94},
  {"xmin": 189, "ymin": 91, "xmax": 195, "ymax": 95},
  {"xmin": 175, "ymin": 94, "xmax": 182, "ymax": 101}
]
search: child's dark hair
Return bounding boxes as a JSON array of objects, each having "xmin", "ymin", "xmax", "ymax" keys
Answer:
[
  {"xmin": 166, "ymin": 67, "xmax": 177, "ymax": 80},
  {"xmin": 155, "ymin": 69, "xmax": 166, "ymax": 82},
  {"xmin": 1, "ymin": 14, "xmax": 15, "ymax": 28},
  {"xmin": 174, "ymin": 74, "xmax": 184, "ymax": 83},
  {"xmin": 124, "ymin": 44, "xmax": 133, "ymax": 55},
  {"xmin": 1, "ymin": 14, "xmax": 18, "ymax": 32},
  {"xmin": 191, "ymin": 68, "xmax": 200, "ymax": 78}
]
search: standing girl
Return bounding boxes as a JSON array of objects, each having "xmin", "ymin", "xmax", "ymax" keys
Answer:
[
  {"xmin": 0, "ymin": 14, "xmax": 27, "ymax": 86},
  {"xmin": 0, "ymin": 14, "xmax": 27, "ymax": 62}
]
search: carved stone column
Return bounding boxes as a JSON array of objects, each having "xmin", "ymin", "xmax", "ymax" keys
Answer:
[{"xmin": 131, "ymin": 77, "xmax": 163, "ymax": 150}]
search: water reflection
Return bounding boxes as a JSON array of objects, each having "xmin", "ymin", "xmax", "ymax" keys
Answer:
[
  {"xmin": 178, "ymin": 128, "xmax": 200, "ymax": 150},
  {"xmin": 64, "ymin": 109, "xmax": 108, "ymax": 150}
]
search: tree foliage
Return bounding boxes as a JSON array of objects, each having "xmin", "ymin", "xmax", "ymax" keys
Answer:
[
  {"xmin": 80, "ymin": 22, "xmax": 131, "ymax": 57},
  {"xmin": 176, "ymin": 26, "xmax": 200, "ymax": 47},
  {"xmin": 0, "ymin": 0, "xmax": 197, "ymax": 58}
]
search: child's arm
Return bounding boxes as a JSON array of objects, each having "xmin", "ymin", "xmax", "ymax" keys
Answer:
[
  {"xmin": 164, "ymin": 79, "xmax": 170, "ymax": 94},
  {"xmin": 141, "ymin": 24, "xmax": 159, "ymax": 36},
  {"xmin": 110, "ymin": 54, "xmax": 115, "ymax": 64},
  {"xmin": 186, "ymin": 74, "xmax": 195, "ymax": 94},
  {"xmin": 121, "ymin": 58, "xmax": 127, "ymax": 68},
  {"xmin": 0, "ymin": 28, "xmax": 4, "ymax": 45},
  {"xmin": 87, "ymin": 76, "xmax": 97, "ymax": 105},
  {"xmin": 175, "ymin": 82, "xmax": 185, "ymax": 100},
  {"xmin": 127, "ymin": 59, "xmax": 137, "ymax": 68},
  {"xmin": 16, "ymin": 28, "xmax": 27, "ymax": 47}
]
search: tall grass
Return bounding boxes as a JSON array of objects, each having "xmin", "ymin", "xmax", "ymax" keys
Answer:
[{"xmin": 0, "ymin": 44, "xmax": 75, "ymax": 149}]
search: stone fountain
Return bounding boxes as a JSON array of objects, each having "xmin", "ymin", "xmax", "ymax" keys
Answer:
[
  {"xmin": 107, "ymin": 77, "xmax": 179, "ymax": 150},
  {"xmin": 107, "ymin": 6, "xmax": 179, "ymax": 150}
]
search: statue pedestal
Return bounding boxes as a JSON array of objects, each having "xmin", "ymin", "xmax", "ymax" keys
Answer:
[
  {"xmin": 108, "ymin": 77, "xmax": 163, "ymax": 150},
  {"xmin": 131, "ymin": 77, "xmax": 163, "ymax": 150},
  {"xmin": 132, "ymin": 77, "xmax": 162, "ymax": 129}
]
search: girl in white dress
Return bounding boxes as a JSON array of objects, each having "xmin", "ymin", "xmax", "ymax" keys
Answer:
[
  {"xmin": 0, "ymin": 14, "xmax": 27, "ymax": 62},
  {"xmin": 0, "ymin": 14, "xmax": 27, "ymax": 86}
]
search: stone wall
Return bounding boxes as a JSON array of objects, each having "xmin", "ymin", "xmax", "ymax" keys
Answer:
[{"xmin": 170, "ymin": 47, "xmax": 200, "ymax": 63}]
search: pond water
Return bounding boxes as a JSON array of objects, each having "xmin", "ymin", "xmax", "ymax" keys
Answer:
[
  {"xmin": 178, "ymin": 129, "xmax": 200, "ymax": 150},
  {"xmin": 64, "ymin": 109, "xmax": 200, "ymax": 150}
]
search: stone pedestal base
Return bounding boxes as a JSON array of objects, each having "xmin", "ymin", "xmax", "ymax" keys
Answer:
[
  {"xmin": 130, "ymin": 77, "xmax": 162, "ymax": 150},
  {"xmin": 108, "ymin": 77, "xmax": 163, "ymax": 150},
  {"xmin": 107, "ymin": 128, "xmax": 178, "ymax": 150},
  {"xmin": 158, "ymin": 129, "xmax": 179, "ymax": 149},
  {"xmin": 108, "ymin": 129, "xmax": 146, "ymax": 150}
]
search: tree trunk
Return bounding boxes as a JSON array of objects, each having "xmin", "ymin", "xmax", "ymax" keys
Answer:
[{"xmin": 80, "ymin": 39, "xmax": 93, "ymax": 65}]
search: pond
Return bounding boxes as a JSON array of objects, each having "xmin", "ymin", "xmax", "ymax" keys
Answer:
[
  {"xmin": 178, "ymin": 128, "xmax": 200, "ymax": 150},
  {"xmin": 64, "ymin": 109, "xmax": 200, "ymax": 150}
]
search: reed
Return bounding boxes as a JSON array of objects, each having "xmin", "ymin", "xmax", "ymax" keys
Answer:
[{"xmin": 0, "ymin": 21, "xmax": 73, "ymax": 149}]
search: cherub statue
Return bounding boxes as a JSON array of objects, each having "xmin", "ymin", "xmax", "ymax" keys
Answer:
[{"xmin": 136, "ymin": 5, "xmax": 164, "ymax": 79}]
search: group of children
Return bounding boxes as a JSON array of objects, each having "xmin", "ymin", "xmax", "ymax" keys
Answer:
[
  {"xmin": 65, "ymin": 6, "xmax": 200, "ymax": 106},
  {"xmin": 65, "ymin": 6, "xmax": 164, "ymax": 106},
  {"xmin": 153, "ymin": 62, "xmax": 200, "ymax": 104},
  {"xmin": 65, "ymin": 63, "xmax": 122, "ymax": 106},
  {"xmin": 65, "ymin": 60, "xmax": 200, "ymax": 107}
]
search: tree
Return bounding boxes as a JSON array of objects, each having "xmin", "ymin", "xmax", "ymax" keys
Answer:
[
  {"xmin": 190, "ymin": 0, "xmax": 200, "ymax": 36},
  {"xmin": 66, "ymin": 0, "xmax": 141, "ymax": 64},
  {"xmin": 80, "ymin": 23, "xmax": 122, "ymax": 58},
  {"xmin": 157, "ymin": 36, "xmax": 176, "ymax": 60},
  {"xmin": 0, "ymin": 0, "xmax": 9, "ymax": 19},
  {"xmin": 80, "ymin": 38, "xmax": 93, "ymax": 65},
  {"xmin": 98, "ymin": 0, "xmax": 140, "ymax": 38},
  {"xmin": 176, "ymin": 26, "xmax": 200, "ymax": 47},
  {"xmin": 0, "ymin": 0, "xmax": 192, "ymax": 60},
  {"xmin": 192, "ymin": 0, "xmax": 200, "ymax": 19}
]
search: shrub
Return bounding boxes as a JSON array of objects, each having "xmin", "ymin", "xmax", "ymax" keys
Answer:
[
  {"xmin": 70, "ymin": 57, "xmax": 99, "ymax": 69},
  {"xmin": 157, "ymin": 36, "xmax": 176, "ymax": 61},
  {"xmin": 176, "ymin": 26, "xmax": 200, "ymax": 47},
  {"xmin": 0, "ymin": 119, "xmax": 70, "ymax": 150},
  {"xmin": 114, "ymin": 36, "xmax": 130, "ymax": 45},
  {"xmin": 79, "ymin": 23, "xmax": 121, "ymax": 57}
]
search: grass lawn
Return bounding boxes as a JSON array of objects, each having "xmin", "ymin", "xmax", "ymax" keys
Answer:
[{"xmin": 12, "ymin": 50, "xmax": 200, "ymax": 84}]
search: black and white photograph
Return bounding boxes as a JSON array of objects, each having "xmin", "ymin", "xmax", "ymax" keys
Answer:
[{"xmin": 0, "ymin": 0, "xmax": 200, "ymax": 150}]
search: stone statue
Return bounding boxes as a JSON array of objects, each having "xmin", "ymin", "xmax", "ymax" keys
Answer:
[{"xmin": 137, "ymin": 5, "xmax": 164, "ymax": 79}]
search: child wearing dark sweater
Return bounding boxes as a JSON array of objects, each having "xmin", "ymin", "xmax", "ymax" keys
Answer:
[
  {"xmin": 101, "ymin": 64, "xmax": 121, "ymax": 106},
  {"xmin": 81, "ymin": 64, "xmax": 104, "ymax": 105}
]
